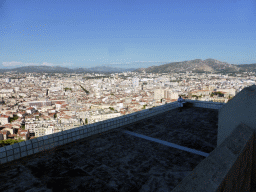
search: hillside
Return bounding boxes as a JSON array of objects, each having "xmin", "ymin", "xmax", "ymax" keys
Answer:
[
  {"xmin": 0, "ymin": 66, "xmax": 136, "ymax": 74},
  {"xmin": 134, "ymin": 59, "xmax": 249, "ymax": 73},
  {"xmin": 1, "ymin": 59, "xmax": 256, "ymax": 74}
]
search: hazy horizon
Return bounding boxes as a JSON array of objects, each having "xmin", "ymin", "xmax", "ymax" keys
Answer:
[{"xmin": 1, "ymin": 58, "xmax": 256, "ymax": 70}]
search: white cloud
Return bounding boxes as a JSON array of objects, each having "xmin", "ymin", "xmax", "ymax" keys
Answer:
[
  {"xmin": 24, "ymin": 63, "xmax": 40, "ymax": 66},
  {"xmin": 62, "ymin": 62, "xmax": 74, "ymax": 67},
  {"xmin": 42, "ymin": 62, "xmax": 54, "ymax": 66},
  {"xmin": 2, "ymin": 61, "xmax": 54, "ymax": 68},
  {"xmin": 2, "ymin": 61, "xmax": 23, "ymax": 67}
]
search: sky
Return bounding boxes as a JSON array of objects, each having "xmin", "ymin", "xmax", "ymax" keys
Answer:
[{"xmin": 0, "ymin": 0, "xmax": 256, "ymax": 69}]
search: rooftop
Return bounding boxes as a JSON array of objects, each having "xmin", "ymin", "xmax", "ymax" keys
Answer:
[{"xmin": 0, "ymin": 106, "xmax": 218, "ymax": 192}]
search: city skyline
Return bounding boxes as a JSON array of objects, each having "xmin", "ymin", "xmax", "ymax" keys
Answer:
[{"xmin": 1, "ymin": 0, "xmax": 256, "ymax": 69}]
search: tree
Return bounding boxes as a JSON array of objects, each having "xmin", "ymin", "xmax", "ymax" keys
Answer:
[
  {"xmin": 10, "ymin": 115, "xmax": 18, "ymax": 123},
  {"xmin": 0, "ymin": 139, "xmax": 23, "ymax": 147},
  {"xmin": 85, "ymin": 118, "xmax": 88, "ymax": 124},
  {"xmin": 54, "ymin": 113, "xmax": 57, "ymax": 119},
  {"xmin": 64, "ymin": 87, "xmax": 72, "ymax": 92},
  {"xmin": 80, "ymin": 85, "xmax": 90, "ymax": 94}
]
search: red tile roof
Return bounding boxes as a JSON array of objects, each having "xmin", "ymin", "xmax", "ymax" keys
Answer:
[{"xmin": 0, "ymin": 114, "xmax": 9, "ymax": 118}]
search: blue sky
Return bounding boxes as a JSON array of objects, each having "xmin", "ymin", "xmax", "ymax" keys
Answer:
[{"xmin": 0, "ymin": 0, "xmax": 256, "ymax": 69}]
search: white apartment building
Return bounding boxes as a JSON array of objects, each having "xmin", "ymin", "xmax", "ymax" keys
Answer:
[
  {"xmin": 216, "ymin": 88, "xmax": 237, "ymax": 96},
  {"xmin": 89, "ymin": 113, "xmax": 121, "ymax": 124},
  {"xmin": 0, "ymin": 115, "xmax": 9, "ymax": 125},
  {"xmin": 25, "ymin": 120, "xmax": 58, "ymax": 133},
  {"xmin": 0, "ymin": 89, "xmax": 14, "ymax": 93},
  {"xmin": 35, "ymin": 128, "xmax": 45, "ymax": 137},
  {"xmin": 169, "ymin": 91, "xmax": 179, "ymax": 100},
  {"xmin": 132, "ymin": 77, "xmax": 140, "ymax": 87},
  {"xmin": 45, "ymin": 127, "xmax": 54, "ymax": 135},
  {"xmin": 154, "ymin": 89, "xmax": 177, "ymax": 100},
  {"xmin": 154, "ymin": 89, "xmax": 165, "ymax": 100}
]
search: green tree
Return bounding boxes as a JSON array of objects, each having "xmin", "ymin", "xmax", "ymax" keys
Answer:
[
  {"xmin": 80, "ymin": 85, "xmax": 90, "ymax": 94},
  {"xmin": 10, "ymin": 115, "xmax": 19, "ymax": 123},
  {"xmin": 64, "ymin": 87, "xmax": 72, "ymax": 92},
  {"xmin": 0, "ymin": 139, "xmax": 22, "ymax": 147}
]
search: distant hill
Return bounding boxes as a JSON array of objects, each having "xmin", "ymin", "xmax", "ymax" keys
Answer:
[
  {"xmin": 1, "ymin": 59, "xmax": 256, "ymax": 74},
  {"xmin": 85, "ymin": 66, "xmax": 137, "ymax": 73},
  {"xmin": 0, "ymin": 69, "xmax": 8, "ymax": 73},
  {"xmin": 235, "ymin": 63, "xmax": 256, "ymax": 73},
  {"xmin": 7, "ymin": 66, "xmax": 72, "ymax": 73},
  {"xmin": 0, "ymin": 65, "xmax": 137, "ymax": 74},
  {"xmin": 134, "ymin": 59, "xmax": 246, "ymax": 73}
]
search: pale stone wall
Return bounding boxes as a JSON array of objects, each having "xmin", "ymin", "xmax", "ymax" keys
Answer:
[
  {"xmin": 218, "ymin": 85, "xmax": 256, "ymax": 146},
  {"xmin": 218, "ymin": 85, "xmax": 256, "ymax": 190}
]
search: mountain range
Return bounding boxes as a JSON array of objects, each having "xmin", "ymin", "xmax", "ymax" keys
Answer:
[
  {"xmin": 0, "ymin": 66, "xmax": 137, "ymax": 74},
  {"xmin": 134, "ymin": 59, "xmax": 256, "ymax": 73},
  {"xmin": 1, "ymin": 59, "xmax": 256, "ymax": 74}
]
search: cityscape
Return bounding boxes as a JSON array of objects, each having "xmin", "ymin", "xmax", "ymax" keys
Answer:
[{"xmin": 0, "ymin": 66, "xmax": 255, "ymax": 146}]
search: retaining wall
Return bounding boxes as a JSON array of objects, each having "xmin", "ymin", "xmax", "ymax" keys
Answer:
[
  {"xmin": 172, "ymin": 123, "xmax": 254, "ymax": 192},
  {"xmin": 0, "ymin": 100, "xmax": 224, "ymax": 166}
]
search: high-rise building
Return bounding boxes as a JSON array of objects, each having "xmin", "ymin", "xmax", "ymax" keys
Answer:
[
  {"xmin": 154, "ymin": 89, "xmax": 164, "ymax": 100},
  {"xmin": 132, "ymin": 77, "xmax": 139, "ymax": 88}
]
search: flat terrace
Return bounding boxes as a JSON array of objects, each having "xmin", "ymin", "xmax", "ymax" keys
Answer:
[{"xmin": 0, "ymin": 107, "xmax": 218, "ymax": 192}]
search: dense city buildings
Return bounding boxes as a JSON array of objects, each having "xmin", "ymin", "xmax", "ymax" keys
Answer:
[{"xmin": 0, "ymin": 71, "xmax": 255, "ymax": 142}]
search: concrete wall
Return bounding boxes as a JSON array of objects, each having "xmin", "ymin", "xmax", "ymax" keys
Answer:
[
  {"xmin": 217, "ymin": 84, "xmax": 256, "ymax": 190},
  {"xmin": 172, "ymin": 123, "xmax": 254, "ymax": 192},
  {"xmin": 185, "ymin": 99, "xmax": 225, "ymax": 110},
  {"xmin": 217, "ymin": 85, "xmax": 256, "ymax": 147}
]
